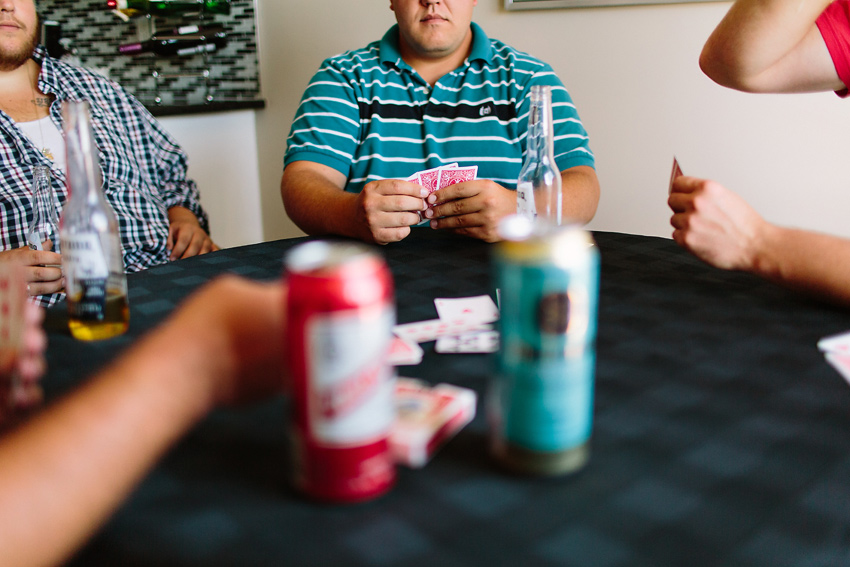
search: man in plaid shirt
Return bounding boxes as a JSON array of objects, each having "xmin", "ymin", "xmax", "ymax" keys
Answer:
[{"xmin": 0, "ymin": 0, "xmax": 217, "ymax": 306}]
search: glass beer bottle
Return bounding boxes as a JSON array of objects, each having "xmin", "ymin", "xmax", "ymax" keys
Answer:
[
  {"xmin": 516, "ymin": 86, "xmax": 562, "ymax": 226},
  {"xmin": 26, "ymin": 166, "xmax": 60, "ymax": 253},
  {"xmin": 60, "ymin": 101, "xmax": 129, "ymax": 341}
]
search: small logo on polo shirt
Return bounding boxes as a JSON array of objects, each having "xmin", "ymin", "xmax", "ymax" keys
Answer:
[{"xmin": 479, "ymin": 104, "xmax": 493, "ymax": 117}]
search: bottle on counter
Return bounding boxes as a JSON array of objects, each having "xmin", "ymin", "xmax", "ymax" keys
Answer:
[
  {"xmin": 108, "ymin": 0, "xmax": 231, "ymax": 17},
  {"xmin": 59, "ymin": 101, "xmax": 129, "ymax": 342},
  {"xmin": 118, "ymin": 27, "xmax": 227, "ymax": 56},
  {"xmin": 516, "ymin": 85, "xmax": 562, "ymax": 226}
]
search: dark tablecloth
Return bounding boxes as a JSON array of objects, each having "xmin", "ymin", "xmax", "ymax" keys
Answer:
[{"xmin": 44, "ymin": 230, "xmax": 850, "ymax": 567}]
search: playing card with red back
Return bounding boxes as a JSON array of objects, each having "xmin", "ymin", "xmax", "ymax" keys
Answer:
[
  {"xmin": 669, "ymin": 157, "xmax": 683, "ymax": 194},
  {"xmin": 418, "ymin": 168, "xmax": 441, "ymax": 193},
  {"xmin": 437, "ymin": 166, "xmax": 478, "ymax": 190}
]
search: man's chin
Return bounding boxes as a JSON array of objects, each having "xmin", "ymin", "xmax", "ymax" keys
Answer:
[{"xmin": 0, "ymin": 37, "xmax": 37, "ymax": 72}]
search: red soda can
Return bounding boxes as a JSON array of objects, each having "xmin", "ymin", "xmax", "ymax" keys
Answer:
[{"xmin": 283, "ymin": 240, "xmax": 396, "ymax": 503}]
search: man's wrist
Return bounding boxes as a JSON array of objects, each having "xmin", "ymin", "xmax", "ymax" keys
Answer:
[{"xmin": 747, "ymin": 220, "xmax": 783, "ymax": 279}]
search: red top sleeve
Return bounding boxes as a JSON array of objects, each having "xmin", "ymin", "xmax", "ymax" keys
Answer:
[{"xmin": 816, "ymin": 0, "xmax": 850, "ymax": 97}]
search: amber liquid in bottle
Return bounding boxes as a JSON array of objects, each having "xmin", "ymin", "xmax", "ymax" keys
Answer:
[{"xmin": 67, "ymin": 290, "xmax": 130, "ymax": 341}]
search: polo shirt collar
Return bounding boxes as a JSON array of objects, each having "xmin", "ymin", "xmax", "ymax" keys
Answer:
[{"xmin": 379, "ymin": 21, "xmax": 493, "ymax": 69}]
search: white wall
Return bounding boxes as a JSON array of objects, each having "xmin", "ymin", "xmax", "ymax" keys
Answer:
[
  {"xmin": 159, "ymin": 110, "xmax": 264, "ymax": 248},
  {"xmin": 247, "ymin": 0, "xmax": 850, "ymax": 242}
]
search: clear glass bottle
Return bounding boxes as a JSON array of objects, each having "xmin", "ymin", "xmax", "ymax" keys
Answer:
[
  {"xmin": 516, "ymin": 86, "xmax": 562, "ymax": 226},
  {"xmin": 26, "ymin": 166, "xmax": 60, "ymax": 253},
  {"xmin": 59, "ymin": 102, "xmax": 129, "ymax": 341},
  {"xmin": 118, "ymin": 27, "xmax": 228, "ymax": 57}
]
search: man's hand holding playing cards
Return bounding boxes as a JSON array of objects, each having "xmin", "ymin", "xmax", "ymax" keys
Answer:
[
  {"xmin": 356, "ymin": 178, "xmax": 429, "ymax": 244},
  {"xmin": 669, "ymin": 176, "xmax": 768, "ymax": 272},
  {"xmin": 423, "ymin": 166, "xmax": 598, "ymax": 242},
  {"xmin": 669, "ymin": 172, "xmax": 850, "ymax": 305},
  {"xmin": 666, "ymin": 0, "xmax": 850, "ymax": 305},
  {"xmin": 422, "ymin": 178, "xmax": 516, "ymax": 243}
]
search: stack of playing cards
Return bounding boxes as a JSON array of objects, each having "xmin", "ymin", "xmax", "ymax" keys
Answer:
[
  {"xmin": 390, "ymin": 377, "xmax": 477, "ymax": 468},
  {"xmin": 389, "ymin": 295, "xmax": 500, "ymax": 363},
  {"xmin": 407, "ymin": 163, "xmax": 478, "ymax": 195},
  {"xmin": 818, "ymin": 331, "xmax": 850, "ymax": 386}
]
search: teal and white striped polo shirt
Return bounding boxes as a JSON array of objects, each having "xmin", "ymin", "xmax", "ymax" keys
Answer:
[{"xmin": 284, "ymin": 22, "xmax": 595, "ymax": 193}]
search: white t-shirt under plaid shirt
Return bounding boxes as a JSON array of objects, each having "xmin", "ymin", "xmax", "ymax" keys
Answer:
[{"xmin": 0, "ymin": 46, "xmax": 210, "ymax": 307}]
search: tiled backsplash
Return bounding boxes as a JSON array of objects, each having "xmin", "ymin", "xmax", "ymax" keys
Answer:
[{"xmin": 39, "ymin": 0, "xmax": 261, "ymax": 107}]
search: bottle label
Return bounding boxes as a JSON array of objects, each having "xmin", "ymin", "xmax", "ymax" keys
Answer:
[
  {"xmin": 70, "ymin": 278, "xmax": 109, "ymax": 321},
  {"xmin": 306, "ymin": 305, "xmax": 394, "ymax": 447},
  {"xmin": 177, "ymin": 43, "xmax": 216, "ymax": 56},
  {"xmin": 63, "ymin": 233, "xmax": 108, "ymax": 279},
  {"xmin": 493, "ymin": 246, "xmax": 600, "ymax": 452},
  {"xmin": 516, "ymin": 181, "xmax": 536, "ymax": 219}
]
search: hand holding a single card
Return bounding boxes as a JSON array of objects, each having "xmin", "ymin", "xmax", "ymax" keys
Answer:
[
  {"xmin": 0, "ymin": 269, "xmax": 46, "ymax": 429},
  {"xmin": 353, "ymin": 179, "xmax": 429, "ymax": 244},
  {"xmin": 668, "ymin": 176, "xmax": 767, "ymax": 271},
  {"xmin": 423, "ymin": 179, "xmax": 516, "ymax": 242},
  {"xmin": 5, "ymin": 302, "xmax": 47, "ymax": 415},
  {"xmin": 0, "ymin": 247, "xmax": 64, "ymax": 298}
]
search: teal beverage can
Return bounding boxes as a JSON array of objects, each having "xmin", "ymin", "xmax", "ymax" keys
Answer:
[{"xmin": 489, "ymin": 218, "xmax": 600, "ymax": 475}]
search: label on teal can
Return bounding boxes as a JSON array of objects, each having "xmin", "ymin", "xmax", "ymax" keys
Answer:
[{"xmin": 490, "ymin": 223, "xmax": 599, "ymax": 470}]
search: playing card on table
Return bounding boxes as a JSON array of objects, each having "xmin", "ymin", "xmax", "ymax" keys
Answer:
[
  {"xmin": 435, "ymin": 329, "xmax": 499, "ymax": 354},
  {"xmin": 387, "ymin": 336, "xmax": 424, "ymax": 366},
  {"xmin": 393, "ymin": 318, "xmax": 492, "ymax": 344},
  {"xmin": 818, "ymin": 331, "xmax": 850, "ymax": 388},
  {"xmin": 669, "ymin": 156, "xmax": 684, "ymax": 194},
  {"xmin": 824, "ymin": 352, "xmax": 850, "ymax": 387},
  {"xmin": 817, "ymin": 331, "xmax": 850, "ymax": 354},
  {"xmin": 434, "ymin": 295, "xmax": 499, "ymax": 325}
]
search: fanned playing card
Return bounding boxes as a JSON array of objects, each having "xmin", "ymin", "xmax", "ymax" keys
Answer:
[{"xmin": 437, "ymin": 166, "xmax": 478, "ymax": 190}]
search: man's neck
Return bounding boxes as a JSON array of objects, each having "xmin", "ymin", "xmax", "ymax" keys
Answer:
[
  {"xmin": 0, "ymin": 59, "xmax": 50, "ymax": 123},
  {"xmin": 401, "ymin": 37, "xmax": 473, "ymax": 86}
]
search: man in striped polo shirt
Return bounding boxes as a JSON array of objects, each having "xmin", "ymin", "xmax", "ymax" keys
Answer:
[{"xmin": 281, "ymin": 0, "xmax": 599, "ymax": 245}]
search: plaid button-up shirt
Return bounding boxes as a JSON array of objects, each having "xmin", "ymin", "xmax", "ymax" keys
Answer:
[{"xmin": 1, "ymin": 46, "xmax": 209, "ymax": 306}]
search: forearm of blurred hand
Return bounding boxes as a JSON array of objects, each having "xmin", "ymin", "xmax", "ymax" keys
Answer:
[{"xmin": 0, "ymin": 277, "xmax": 283, "ymax": 567}]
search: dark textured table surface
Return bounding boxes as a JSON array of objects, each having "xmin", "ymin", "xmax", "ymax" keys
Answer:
[{"xmin": 44, "ymin": 229, "xmax": 850, "ymax": 567}]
